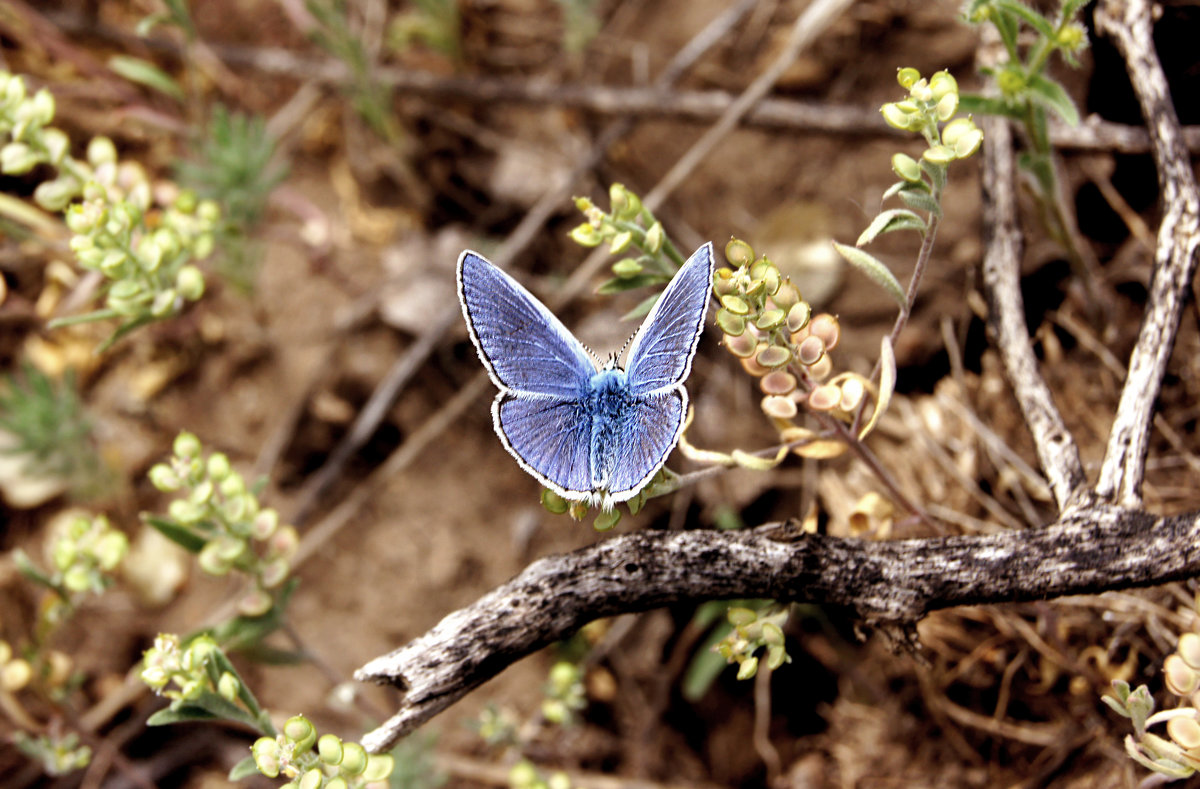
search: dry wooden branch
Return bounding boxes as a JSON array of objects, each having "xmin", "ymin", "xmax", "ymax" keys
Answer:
[
  {"xmin": 357, "ymin": 505, "xmax": 1199, "ymax": 751},
  {"xmin": 1094, "ymin": 0, "xmax": 1200, "ymax": 508},
  {"xmin": 978, "ymin": 114, "xmax": 1090, "ymax": 512}
]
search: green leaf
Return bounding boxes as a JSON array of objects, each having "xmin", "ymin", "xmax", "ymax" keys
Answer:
[
  {"xmin": 957, "ymin": 93, "xmax": 1020, "ymax": 119},
  {"xmin": 681, "ymin": 621, "xmax": 734, "ymax": 701},
  {"xmin": 135, "ymin": 12, "xmax": 171, "ymax": 36},
  {"xmin": 185, "ymin": 690, "xmax": 259, "ymax": 726},
  {"xmin": 856, "ymin": 209, "xmax": 927, "ymax": 246},
  {"xmin": 1027, "ymin": 74, "xmax": 1079, "ymax": 126},
  {"xmin": 621, "ymin": 292, "xmax": 660, "ymax": 322},
  {"xmin": 993, "ymin": 0, "xmax": 1056, "ymax": 38},
  {"xmin": 107, "ymin": 56, "xmax": 185, "ymax": 102},
  {"xmin": 595, "ymin": 273, "xmax": 668, "ymax": 295},
  {"xmin": 238, "ymin": 642, "xmax": 308, "ymax": 665},
  {"xmin": 12, "ymin": 549, "xmax": 58, "ymax": 591},
  {"xmin": 920, "ymin": 159, "xmax": 947, "ymax": 192},
  {"xmin": 832, "ymin": 241, "xmax": 906, "ymax": 309},
  {"xmin": 1060, "ymin": 0, "xmax": 1088, "ymax": 21},
  {"xmin": 228, "ymin": 755, "xmax": 261, "ymax": 781},
  {"xmin": 1100, "ymin": 693, "xmax": 1129, "ymax": 719},
  {"xmin": 211, "ymin": 578, "xmax": 298, "ymax": 651},
  {"xmin": 897, "ymin": 189, "xmax": 943, "ymax": 217},
  {"xmin": 147, "ymin": 705, "xmax": 220, "ymax": 726},
  {"xmin": 143, "ymin": 515, "xmax": 207, "ymax": 553}
]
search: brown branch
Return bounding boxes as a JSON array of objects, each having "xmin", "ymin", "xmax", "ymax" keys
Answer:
[
  {"xmin": 1094, "ymin": 0, "xmax": 1200, "ymax": 508},
  {"xmin": 356, "ymin": 503, "xmax": 1195, "ymax": 751}
]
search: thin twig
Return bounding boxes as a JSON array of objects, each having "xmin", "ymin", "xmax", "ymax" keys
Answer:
[{"xmin": 1094, "ymin": 0, "xmax": 1200, "ymax": 508}]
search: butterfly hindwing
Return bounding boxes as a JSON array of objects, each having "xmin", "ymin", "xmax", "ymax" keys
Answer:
[
  {"xmin": 458, "ymin": 251, "xmax": 595, "ymax": 398},
  {"xmin": 623, "ymin": 242, "xmax": 714, "ymax": 396},
  {"xmin": 592, "ymin": 389, "xmax": 687, "ymax": 500},
  {"xmin": 494, "ymin": 393, "xmax": 593, "ymax": 497}
]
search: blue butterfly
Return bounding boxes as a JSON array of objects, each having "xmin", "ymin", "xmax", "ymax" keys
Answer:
[{"xmin": 457, "ymin": 242, "xmax": 714, "ymax": 509}]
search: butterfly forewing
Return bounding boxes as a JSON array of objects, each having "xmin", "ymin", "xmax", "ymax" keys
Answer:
[
  {"xmin": 495, "ymin": 394, "xmax": 593, "ymax": 496},
  {"xmin": 623, "ymin": 242, "xmax": 713, "ymax": 395},
  {"xmin": 458, "ymin": 251, "xmax": 595, "ymax": 398}
]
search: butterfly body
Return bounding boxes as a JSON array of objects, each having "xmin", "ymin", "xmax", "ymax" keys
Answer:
[{"xmin": 458, "ymin": 242, "xmax": 713, "ymax": 509}]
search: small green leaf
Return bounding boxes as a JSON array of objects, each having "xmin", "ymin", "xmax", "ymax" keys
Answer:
[
  {"xmin": 897, "ymin": 189, "xmax": 943, "ymax": 217},
  {"xmin": 1061, "ymin": 0, "xmax": 1088, "ymax": 20},
  {"xmin": 595, "ymin": 273, "xmax": 667, "ymax": 295},
  {"xmin": 993, "ymin": 0, "xmax": 1056, "ymax": 38},
  {"xmin": 147, "ymin": 705, "xmax": 219, "ymax": 726},
  {"xmin": 832, "ymin": 241, "xmax": 906, "ymax": 309},
  {"xmin": 856, "ymin": 209, "xmax": 927, "ymax": 246},
  {"xmin": 920, "ymin": 159, "xmax": 948, "ymax": 192},
  {"xmin": 1100, "ymin": 693, "xmax": 1129, "ymax": 719},
  {"xmin": 1027, "ymin": 74, "xmax": 1079, "ymax": 126},
  {"xmin": 228, "ymin": 755, "xmax": 262, "ymax": 781},
  {"xmin": 143, "ymin": 515, "xmax": 207, "ymax": 553},
  {"xmin": 108, "ymin": 56, "xmax": 185, "ymax": 102},
  {"xmin": 957, "ymin": 93, "xmax": 1018, "ymax": 119},
  {"xmin": 681, "ymin": 621, "xmax": 735, "ymax": 701},
  {"xmin": 593, "ymin": 508, "xmax": 621, "ymax": 531},
  {"xmin": 621, "ymin": 292, "xmax": 660, "ymax": 322},
  {"xmin": 12, "ymin": 549, "xmax": 57, "ymax": 591},
  {"xmin": 178, "ymin": 690, "xmax": 258, "ymax": 727}
]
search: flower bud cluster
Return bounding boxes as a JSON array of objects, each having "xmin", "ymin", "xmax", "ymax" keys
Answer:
[
  {"xmin": 49, "ymin": 514, "xmax": 128, "ymax": 596},
  {"xmin": 0, "ymin": 71, "xmax": 217, "ymax": 341},
  {"xmin": 148, "ymin": 432, "xmax": 298, "ymax": 616},
  {"xmin": 1108, "ymin": 629, "xmax": 1200, "ymax": 778},
  {"xmin": 252, "ymin": 715, "xmax": 395, "ymax": 789},
  {"xmin": 140, "ymin": 633, "xmax": 224, "ymax": 702},
  {"xmin": 541, "ymin": 661, "xmax": 586, "ymax": 725},
  {"xmin": 880, "ymin": 69, "xmax": 982, "ymax": 165},
  {"xmin": 715, "ymin": 606, "xmax": 790, "ymax": 681},
  {"xmin": 12, "ymin": 732, "xmax": 92, "ymax": 777},
  {"xmin": 715, "ymin": 239, "xmax": 864, "ymax": 435},
  {"xmin": 570, "ymin": 183, "xmax": 679, "ymax": 292}
]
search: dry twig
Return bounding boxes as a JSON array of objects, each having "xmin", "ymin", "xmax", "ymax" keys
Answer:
[{"xmin": 1094, "ymin": 0, "xmax": 1200, "ymax": 509}]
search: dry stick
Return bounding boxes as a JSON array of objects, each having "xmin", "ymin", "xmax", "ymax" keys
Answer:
[
  {"xmin": 38, "ymin": 9, "xmax": 1200, "ymax": 154},
  {"xmin": 1094, "ymin": 0, "xmax": 1200, "ymax": 509},
  {"xmin": 977, "ymin": 114, "xmax": 1089, "ymax": 513},
  {"xmin": 287, "ymin": 0, "xmax": 762, "ymax": 526},
  {"xmin": 356, "ymin": 503, "xmax": 1200, "ymax": 751}
]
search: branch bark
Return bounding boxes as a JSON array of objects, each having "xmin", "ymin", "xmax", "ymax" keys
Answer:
[
  {"xmin": 357, "ymin": 504, "xmax": 1198, "ymax": 751},
  {"xmin": 1094, "ymin": 0, "xmax": 1200, "ymax": 508},
  {"xmin": 978, "ymin": 114, "xmax": 1090, "ymax": 512}
]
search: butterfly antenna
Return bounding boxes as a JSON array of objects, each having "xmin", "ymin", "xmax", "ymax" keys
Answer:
[
  {"xmin": 615, "ymin": 333, "xmax": 635, "ymax": 364},
  {"xmin": 582, "ymin": 342, "xmax": 604, "ymax": 365}
]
